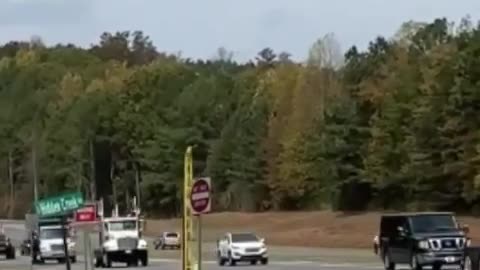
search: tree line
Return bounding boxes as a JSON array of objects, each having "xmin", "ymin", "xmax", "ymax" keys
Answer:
[{"xmin": 1, "ymin": 17, "xmax": 480, "ymax": 218}]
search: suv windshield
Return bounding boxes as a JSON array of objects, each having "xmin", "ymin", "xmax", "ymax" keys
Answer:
[
  {"xmin": 166, "ymin": 233, "xmax": 178, "ymax": 238},
  {"xmin": 40, "ymin": 228, "xmax": 63, "ymax": 239},
  {"xmin": 231, "ymin": 233, "xmax": 259, "ymax": 243},
  {"xmin": 410, "ymin": 215, "xmax": 457, "ymax": 233},
  {"xmin": 109, "ymin": 221, "xmax": 136, "ymax": 231}
]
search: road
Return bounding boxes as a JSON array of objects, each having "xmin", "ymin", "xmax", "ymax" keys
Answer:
[{"xmin": 0, "ymin": 220, "xmax": 399, "ymax": 270}]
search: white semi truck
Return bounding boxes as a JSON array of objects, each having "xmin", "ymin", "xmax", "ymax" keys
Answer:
[
  {"xmin": 25, "ymin": 215, "xmax": 77, "ymax": 264},
  {"xmin": 94, "ymin": 203, "xmax": 148, "ymax": 267}
]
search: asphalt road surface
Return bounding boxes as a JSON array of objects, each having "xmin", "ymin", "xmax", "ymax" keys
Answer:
[{"xmin": 0, "ymin": 219, "xmax": 400, "ymax": 270}]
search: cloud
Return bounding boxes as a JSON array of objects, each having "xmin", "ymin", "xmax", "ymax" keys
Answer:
[{"xmin": 0, "ymin": 0, "xmax": 94, "ymax": 26}]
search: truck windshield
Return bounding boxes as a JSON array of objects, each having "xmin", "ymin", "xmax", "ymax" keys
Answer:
[
  {"xmin": 410, "ymin": 215, "xmax": 457, "ymax": 233},
  {"xmin": 109, "ymin": 221, "xmax": 136, "ymax": 231},
  {"xmin": 40, "ymin": 228, "xmax": 64, "ymax": 239},
  {"xmin": 231, "ymin": 233, "xmax": 259, "ymax": 243}
]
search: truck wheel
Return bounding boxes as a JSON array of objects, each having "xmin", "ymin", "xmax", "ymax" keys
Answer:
[
  {"xmin": 140, "ymin": 252, "xmax": 148, "ymax": 266},
  {"xmin": 6, "ymin": 248, "xmax": 15, "ymax": 259},
  {"xmin": 71, "ymin": 256, "xmax": 77, "ymax": 263},
  {"xmin": 261, "ymin": 258, "xmax": 268, "ymax": 265},
  {"xmin": 103, "ymin": 253, "xmax": 112, "ymax": 268}
]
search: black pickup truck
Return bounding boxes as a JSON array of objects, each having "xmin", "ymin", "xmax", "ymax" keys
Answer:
[{"xmin": 0, "ymin": 233, "xmax": 16, "ymax": 259}]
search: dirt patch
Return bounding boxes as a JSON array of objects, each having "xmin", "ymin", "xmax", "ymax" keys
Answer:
[{"xmin": 144, "ymin": 211, "xmax": 480, "ymax": 248}]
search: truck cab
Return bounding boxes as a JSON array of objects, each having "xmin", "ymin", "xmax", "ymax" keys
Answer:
[
  {"xmin": 38, "ymin": 224, "xmax": 76, "ymax": 263},
  {"xmin": 96, "ymin": 216, "xmax": 148, "ymax": 267}
]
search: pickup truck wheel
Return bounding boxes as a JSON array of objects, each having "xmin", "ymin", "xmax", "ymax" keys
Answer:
[
  {"xmin": 260, "ymin": 258, "xmax": 268, "ymax": 265},
  {"xmin": 250, "ymin": 260, "xmax": 257, "ymax": 265}
]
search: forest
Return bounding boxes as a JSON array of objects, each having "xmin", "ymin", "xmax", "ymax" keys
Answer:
[{"xmin": 1, "ymin": 17, "xmax": 480, "ymax": 218}]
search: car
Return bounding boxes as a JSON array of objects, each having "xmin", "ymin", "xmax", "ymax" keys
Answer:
[
  {"xmin": 216, "ymin": 232, "xmax": 268, "ymax": 266},
  {"xmin": 154, "ymin": 232, "xmax": 180, "ymax": 250},
  {"xmin": 377, "ymin": 212, "xmax": 469, "ymax": 270},
  {"xmin": 0, "ymin": 233, "xmax": 16, "ymax": 259},
  {"xmin": 20, "ymin": 239, "xmax": 32, "ymax": 256}
]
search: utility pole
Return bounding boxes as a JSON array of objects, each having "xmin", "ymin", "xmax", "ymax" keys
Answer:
[{"xmin": 32, "ymin": 133, "xmax": 38, "ymax": 202}]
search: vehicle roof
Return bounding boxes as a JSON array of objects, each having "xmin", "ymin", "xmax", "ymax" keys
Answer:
[{"xmin": 381, "ymin": 211, "xmax": 454, "ymax": 217}]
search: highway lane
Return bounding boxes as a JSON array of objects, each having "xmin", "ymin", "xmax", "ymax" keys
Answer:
[{"xmin": 0, "ymin": 220, "xmax": 390, "ymax": 270}]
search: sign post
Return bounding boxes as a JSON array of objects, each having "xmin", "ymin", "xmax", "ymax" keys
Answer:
[
  {"xmin": 34, "ymin": 192, "xmax": 85, "ymax": 270},
  {"xmin": 190, "ymin": 177, "xmax": 211, "ymax": 270},
  {"xmin": 73, "ymin": 203, "xmax": 98, "ymax": 270}
]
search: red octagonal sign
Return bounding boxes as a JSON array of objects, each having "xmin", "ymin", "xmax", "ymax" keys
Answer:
[{"xmin": 190, "ymin": 178, "xmax": 211, "ymax": 215}]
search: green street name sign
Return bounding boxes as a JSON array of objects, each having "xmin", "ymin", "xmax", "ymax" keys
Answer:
[{"xmin": 35, "ymin": 192, "xmax": 85, "ymax": 217}]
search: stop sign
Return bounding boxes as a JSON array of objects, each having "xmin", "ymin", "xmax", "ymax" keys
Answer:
[{"xmin": 190, "ymin": 178, "xmax": 211, "ymax": 215}]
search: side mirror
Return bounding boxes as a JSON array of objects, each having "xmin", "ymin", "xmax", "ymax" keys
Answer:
[
  {"xmin": 260, "ymin": 238, "xmax": 265, "ymax": 243},
  {"xmin": 462, "ymin": 224, "xmax": 470, "ymax": 234},
  {"xmin": 397, "ymin": 226, "xmax": 406, "ymax": 236}
]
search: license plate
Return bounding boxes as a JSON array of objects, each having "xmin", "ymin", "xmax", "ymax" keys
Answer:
[
  {"xmin": 125, "ymin": 250, "xmax": 132, "ymax": 254},
  {"xmin": 445, "ymin": 256, "xmax": 455, "ymax": 263}
]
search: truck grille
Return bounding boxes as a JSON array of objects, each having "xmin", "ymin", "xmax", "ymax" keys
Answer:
[
  {"xmin": 245, "ymin": 248, "xmax": 259, "ymax": 252},
  {"xmin": 441, "ymin": 239, "xmax": 456, "ymax": 249},
  {"xmin": 51, "ymin": 244, "xmax": 64, "ymax": 251},
  {"xmin": 117, "ymin": 237, "xmax": 138, "ymax": 250}
]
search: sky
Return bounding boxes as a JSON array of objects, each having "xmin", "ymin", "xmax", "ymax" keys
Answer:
[{"xmin": 0, "ymin": 0, "xmax": 479, "ymax": 62}]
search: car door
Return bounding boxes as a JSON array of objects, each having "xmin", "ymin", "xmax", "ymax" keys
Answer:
[
  {"xmin": 389, "ymin": 216, "xmax": 407, "ymax": 263},
  {"xmin": 395, "ymin": 217, "xmax": 412, "ymax": 263}
]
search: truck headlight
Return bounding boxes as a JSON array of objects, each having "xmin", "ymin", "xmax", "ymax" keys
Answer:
[
  {"xmin": 231, "ymin": 245, "xmax": 240, "ymax": 250},
  {"xmin": 138, "ymin": 241, "xmax": 147, "ymax": 249},
  {"xmin": 418, "ymin": 240, "xmax": 429, "ymax": 249}
]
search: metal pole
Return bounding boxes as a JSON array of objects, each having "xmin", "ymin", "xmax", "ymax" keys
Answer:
[
  {"xmin": 83, "ymin": 231, "xmax": 88, "ymax": 270},
  {"xmin": 88, "ymin": 233, "xmax": 94, "ymax": 270},
  {"xmin": 62, "ymin": 216, "xmax": 71, "ymax": 270},
  {"xmin": 198, "ymin": 215, "xmax": 202, "ymax": 270}
]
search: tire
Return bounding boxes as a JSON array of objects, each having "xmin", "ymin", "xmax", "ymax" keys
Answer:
[
  {"xmin": 103, "ymin": 252, "xmax": 112, "ymax": 268},
  {"xmin": 71, "ymin": 256, "xmax": 77, "ymax": 263},
  {"xmin": 217, "ymin": 252, "xmax": 226, "ymax": 266},
  {"xmin": 228, "ymin": 252, "xmax": 236, "ymax": 266},
  {"xmin": 432, "ymin": 264, "xmax": 441, "ymax": 270},
  {"xmin": 383, "ymin": 251, "xmax": 395, "ymax": 270},
  {"xmin": 261, "ymin": 258, "xmax": 268, "ymax": 265},
  {"xmin": 140, "ymin": 251, "xmax": 148, "ymax": 267},
  {"xmin": 250, "ymin": 260, "xmax": 257, "ymax": 265},
  {"xmin": 410, "ymin": 253, "xmax": 422, "ymax": 270},
  {"xmin": 6, "ymin": 247, "xmax": 15, "ymax": 259}
]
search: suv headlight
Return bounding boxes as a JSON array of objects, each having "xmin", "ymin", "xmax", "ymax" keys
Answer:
[
  {"xmin": 231, "ymin": 245, "xmax": 240, "ymax": 250},
  {"xmin": 418, "ymin": 240, "xmax": 429, "ymax": 249}
]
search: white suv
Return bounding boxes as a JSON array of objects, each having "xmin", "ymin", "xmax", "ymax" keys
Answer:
[
  {"xmin": 154, "ymin": 232, "xmax": 180, "ymax": 250},
  {"xmin": 216, "ymin": 232, "xmax": 268, "ymax": 266}
]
